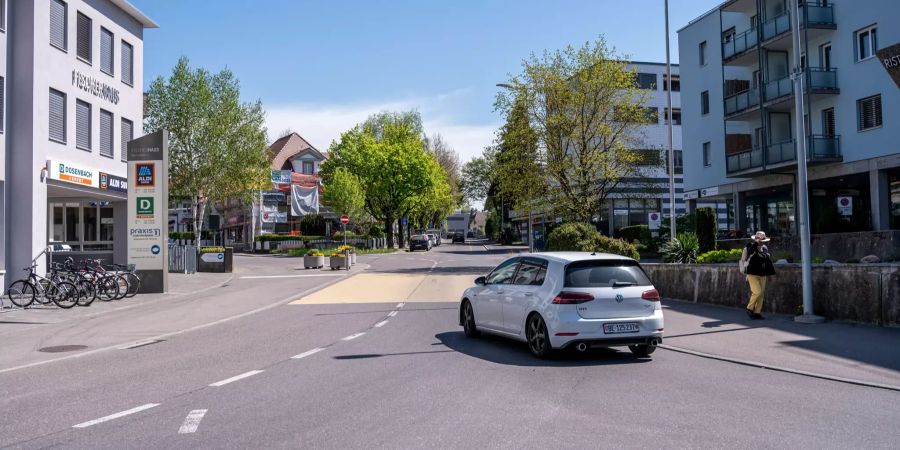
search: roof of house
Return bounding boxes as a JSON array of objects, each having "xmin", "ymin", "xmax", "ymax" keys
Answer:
[
  {"xmin": 268, "ymin": 132, "xmax": 326, "ymax": 170},
  {"xmin": 110, "ymin": 0, "xmax": 159, "ymax": 28}
]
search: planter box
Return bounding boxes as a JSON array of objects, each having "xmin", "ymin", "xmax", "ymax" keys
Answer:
[
  {"xmin": 350, "ymin": 253, "xmax": 357, "ymax": 264},
  {"xmin": 304, "ymin": 255, "xmax": 325, "ymax": 269},
  {"xmin": 198, "ymin": 247, "xmax": 234, "ymax": 273},
  {"xmin": 330, "ymin": 256, "xmax": 350, "ymax": 270}
]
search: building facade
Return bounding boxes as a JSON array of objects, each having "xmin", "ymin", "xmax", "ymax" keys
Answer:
[
  {"xmin": 4, "ymin": 0, "xmax": 156, "ymax": 282},
  {"xmin": 679, "ymin": 0, "xmax": 899, "ymax": 237}
]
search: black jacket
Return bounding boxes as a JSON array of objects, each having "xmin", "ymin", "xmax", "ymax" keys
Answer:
[{"xmin": 745, "ymin": 242, "xmax": 776, "ymax": 276}]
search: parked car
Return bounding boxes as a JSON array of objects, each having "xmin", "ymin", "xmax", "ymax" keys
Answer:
[
  {"xmin": 410, "ymin": 235, "xmax": 431, "ymax": 251},
  {"xmin": 451, "ymin": 232, "xmax": 465, "ymax": 244},
  {"xmin": 427, "ymin": 229, "xmax": 443, "ymax": 246},
  {"xmin": 424, "ymin": 233, "xmax": 437, "ymax": 248},
  {"xmin": 467, "ymin": 230, "xmax": 475, "ymax": 238},
  {"xmin": 458, "ymin": 252, "xmax": 663, "ymax": 358}
]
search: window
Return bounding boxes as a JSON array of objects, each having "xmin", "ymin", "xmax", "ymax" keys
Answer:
[
  {"xmin": 0, "ymin": 0, "xmax": 5, "ymax": 31},
  {"xmin": 76, "ymin": 12, "xmax": 91, "ymax": 63},
  {"xmin": 50, "ymin": 0, "xmax": 68, "ymax": 51},
  {"xmin": 564, "ymin": 260, "xmax": 652, "ymax": 288},
  {"xmin": 636, "ymin": 73, "xmax": 657, "ymax": 90},
  {"xmin": 48, "ymin": 201, "xmax": 114, "ymax": 251},
  {"xmin": 513, "ymin": 258, "xmax": 547, "ymax": 286},
  {"xmin": 701, "ymin": 91, "xmax": 710, "ymax": 115},
  {"xmin": 699, "ymin": 41, "xmax": 707, "ymax": 66},
  {"xmin": 636, "ymin": 149, "xmax": 662, "ymax": 166},
  {"xmin": 703, "ymin": 142, "xmax": 711, "ymax": 167},
  {"xmin": 857, "ymin": 95, "xmax": 882, "ymax": 131},
  {"xmin": 822, "ymin": 108, "xmax": 835, "ymax": 136},
  {"xmin": 302, "ymin": 161, "xmax": 315, "ymax": 175},
  {"xmin": 820, "ymin": 43, "xmax": 832, "ymax": 70},
  {"xmin": 49, "ymin": 89, "xmax": 67, "ymax": 143},
  {"xmin": 642, "ymin": 107, "xmax": 659, "ymax": 124},
  {"xmin": 855, "ymin": 25, "xmax": 878, "ymax": 61},
  {"xmin": 100, "ymin": 109, "xmax": 113, "ymax": 157},
  {"xmin": 76, "ymin": 99, "xmax": 91, "ymax": 150},
  {"xmin": 100, "ymin": 27, "xmax": 114, "ymax": 76},
  {"xmin": 664, "ymin": 107, "xmax": 682, "ymax": 125},
  {"xmin": 674, "ymin": 150, "xmax": 683, "ymax": 169},
  {"xmin": 723, "ymin": 27, "xmax": 736, "ymax": 43},
  {"xmin": 663, "ymin": 74, "xmax": 680, "ymax": 92},
  {"xmin": 486, "ymin": 258, "xmax": 520, "ymax": 285},
  {"xmin": 121, "ymin": 40, "xmax": 134, "ymax": 85},
  {"xmin": 121, "ymin": 117, "xmax": 133, "ymax": 161},
  {"xmin": 0, "ymin": 77, "xmax": 4, "ymax": 133},
  {"xmin": 800, "ymin": 52, "xmax": 806, "ymax": 70}
]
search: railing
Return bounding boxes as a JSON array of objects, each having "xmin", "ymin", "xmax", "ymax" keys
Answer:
[
  {"xmin": 726, "ymin": 135, "xmax": 842, "ymax": 174},
  {"xmin": 168, "ymin": 244, "xmax": 197, "ymax": 274},
  {"xmin": 724, "ymin": 88, "xmax": 760, "ymax": 116},
  {"xmin": 762, "ymin": 11, "xmax": 792, "ymax": 41},
  {"xmin": 726, "ymin": 147, "xmax": 764, "ymax": 173},
  {"xmin": 808, "ymin": 135, "xmax": 841, "ymax": 159},
  {"xmin": 722, "ymin": 27, "xmax": 759, "ymax": 60},
  {"xmin": 764, "ymin": 76, "xmax": 793, "ymax": 102},
  {"xmin": 807, "ymin": 67, "xmax": 838, "ymax": 91},
  {"xmin": 766, "ymin": 140, "xmax": 796, "ymax": 164},
  {"xmin": 803, "ymin": 1, "xmax": 835, "ymax": 26},
  {"xmin": 761, "ymin": 3, "xmax": 835, "ymax": 42}
]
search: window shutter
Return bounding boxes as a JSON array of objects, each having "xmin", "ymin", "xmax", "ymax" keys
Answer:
[
  {"xmin": 121, "ymin": 118, "xmax": 133, "ymax": 161},
  {"xmin": 49, "ymin": 89, "xmax": 66, "ymax": 142},
  {"xmin": 121, "ymin": 41, "xmax": 134, "ymax": 85},
  {"xmin": 101, "ymin": 28, "xmax": 114, "ymax": 75},
  {"xmin": 859, "ymin": 96, "xmax": 882, "ymax": 130},
  {"xmin": 873, "ymin": 95, "xmax": 882, "ymax": 128},
  {"xmin": 76, "ymin": 100, "xmax": 91, "ymax": 149},
  {"xmin": 50, "ymin": 0, "xmax": 67, "ymax": 50},
  {"xmin": 100, "ymin": 110, "xmax": 113, "ymax": 157},
  {"xmin": 77, "ymin": 13, "xmax": 91, "ymax": 62}
]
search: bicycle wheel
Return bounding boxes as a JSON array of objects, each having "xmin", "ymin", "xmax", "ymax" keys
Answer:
[
  {"xmin": 48, "ymin": 281, "xmax": 78, "ymax": 309},
  {"xmin": 7, "ymin": 280, "xmax": 36, "ymax": 308},
  {"xmin": 76, "ymin": 279, "xmax": 96, "ymax": 306},
  {"xmin": 113, "ymin": 274, "xmax": 130, "ymax": 300},
  {"xmin": 124, "ymin": 272, "xmax": 141, "ymax": 298},
  {"xmin": 97, "ymin": 276, "xmax": 120, "ymax": 301},
  {"xmin": 35, "ymin": 279, "xmax": 53, "ymax": 305}
]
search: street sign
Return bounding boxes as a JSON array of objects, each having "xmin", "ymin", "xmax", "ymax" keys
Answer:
[
  {"xmin": 648, "ymin": 212, "xmax": 661, "ymax": 230},
  {"xmin": 127, "ymin": 130, "xmax": 169, "ymax": 294},
  {"xmin": 876, "ymin": 43, "xmax": 900, "ymax": 89},
  {"xmin": 340, "ymin": 215, "xmax": 349, "ymax": 225}
]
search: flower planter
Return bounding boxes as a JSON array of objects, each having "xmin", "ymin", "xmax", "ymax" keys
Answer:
[
  {"xmin": 304, "ymin": 255, "xmax": 325, "ymax": 269},
  {"xmin": 330, "ymin": 256, "xmax": 350, "ymax": 270},
  {"xmin": 198, "ymin": 247, "xmax": 234, "ymax": 273}
]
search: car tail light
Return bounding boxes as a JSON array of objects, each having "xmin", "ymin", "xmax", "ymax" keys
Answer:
[
  {"xmin": 642, "ymin": 289, "xmax": 661, "ymax": 302},
  {"xmin": 552, "ymin": 292, "xmax": 594, "ymax": 304}
]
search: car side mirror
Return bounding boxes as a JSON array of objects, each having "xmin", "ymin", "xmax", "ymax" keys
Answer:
[{"xmin": 475, "ymin": 276, "xmax": 486, "ymax": 286}]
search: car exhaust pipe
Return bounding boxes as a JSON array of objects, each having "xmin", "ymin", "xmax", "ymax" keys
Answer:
[
  {"xmin": 649, "ymin": 339, "xmax": 659, "ymax": 348},
  {"xmin": 575, "ymin": 343, "xmax": 588, "ymax": 352}
]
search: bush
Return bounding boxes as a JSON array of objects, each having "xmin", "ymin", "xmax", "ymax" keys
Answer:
[
  {"xmin": 660, "ymin": 232, "xmax": 699, "ymax": 263},
  {"xmin": 617, "ymin": 225, "xmax": 651, "ymax": 245},
  {"xmin": 169, "ymin": 232, "xmax": 195, "ymax": 240},
  {"xmin": 199, "ymin": 246, "xmax": 225, "ymax": 253},
  {"xmin": 587, "ymin": 234, "xmax": 641, "ymax": 260},
  {"xmin": 772, "ymin": 251, "xmax": 794, "ymax": 263},
  {"xmin": 286, "ymin": 248, "xmax": 308, "ymax": 257},
  {"xmin": 367, "ymin": 224, "xmax": 385, "ymax": 238},
  {"xmin": 300, "ymin": 214, "xmax": 327, "ymax": 236},
  {"xmin": 697, "ymin": 248, "xmax": 743, "ymax": 264},
  {"xmin": 333, "ymin": 231, "xmax": 357, "ymax": 239},
  {"xmin": 696, "ymin": 207, "xmax": 717, "ymax": 253},
  {"xmin": 546, "ymin": 222, "xmax": 639, "ymax": 260}
]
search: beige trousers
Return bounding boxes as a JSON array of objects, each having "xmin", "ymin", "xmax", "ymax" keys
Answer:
[{"xmin": 746, "ymin": 275, "xmax": 767, "ymax": 314}]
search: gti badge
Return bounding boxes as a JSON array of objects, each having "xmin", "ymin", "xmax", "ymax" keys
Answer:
[{"xmin": 615, "ymin": 294, "xmax": 624, "ymax": 303}]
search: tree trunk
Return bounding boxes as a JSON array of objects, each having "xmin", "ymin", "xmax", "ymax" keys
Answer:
[
  {"xmin": 384, "ymin": 215, "xmax": 395, "ymax": 248},
  {"xmin": 398, "ymin": 219, "xmax": 406, "ymax": 249},
  {"xmin": 192, "ymin": 195, "xmax": 207, "ymax": 246}
]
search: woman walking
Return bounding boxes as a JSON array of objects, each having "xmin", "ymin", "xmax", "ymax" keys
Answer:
[{"xmin": 739, "ymin": 231, "xmax": 776, "ymax": 320}]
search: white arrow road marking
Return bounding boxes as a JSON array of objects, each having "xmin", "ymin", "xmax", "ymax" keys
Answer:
[
  {"xmin": 396, "ymin": 303, "xmax": 405, "ymax": 308},
  {"xmin": 73, "ymin": 403, "xmax": 160, "ymax": 428},
  {"xmin": 291, "ymin": 348, "xmax": 325, "ymax": 359},
  {"xmin": 387, "ymin": 311, "xmax": 398, "ymax": 317},
  {"xmin": 209, "ymin": 370, "xmax": 264, "ymax": 387},
  {"xmin": 178, "ymin": 409, "xmax": 208, "ymax": 434},
  {"xmin": 374, "ymin": 320, "xmax": 389, "ymax": 328},
  {"xmin": 341, "ymin": 332, "xmax": 365, "ymax": 341}
]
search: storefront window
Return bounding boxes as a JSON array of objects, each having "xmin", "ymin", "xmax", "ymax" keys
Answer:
[
  {"xmin": 100, "ymin": 207, "xmax": 114, "ymax": 241},
  {"xmin": 890, "ymin": 178, "xmax": 900, "ymax": 230},
  {"xmin": 52, "ymin": 205, "xmax": 64, "ymax": 242},
  {"xmin": 84, "ymin": 206, "xmax": 98, "ymax": 241},
  {"xmin": 65, "ymin": 203, "xmax": 80, "ymax": 242},
  {"xmin": 48, "ymin": 200, "xmax": 115, "ymax": 252}
]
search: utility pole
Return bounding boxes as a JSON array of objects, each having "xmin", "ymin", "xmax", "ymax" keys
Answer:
[
  {"xmin": 665, "ymin": 0, "xmax": 677, "ymax": 240},
  {"xmin": 790, "ymin": 1, "xmax": 823, "ymax": 324}
]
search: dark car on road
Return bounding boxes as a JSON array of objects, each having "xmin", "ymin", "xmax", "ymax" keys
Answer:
[
  {"xmin": 410, "ymin": 234, "xmax": 431, "ymax": 251},
  {"xmin": 451, "ymin": 232, "xmax": 465, "ymax": 244}
]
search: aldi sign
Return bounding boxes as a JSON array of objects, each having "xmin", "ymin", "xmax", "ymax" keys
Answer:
[
  {"xmin": 99, "ymin": 172, "xmax": 127, "ymax": 193},
  {"xmin": 135, "ymin": 163, "xmax": 155, "ymax": 187}
]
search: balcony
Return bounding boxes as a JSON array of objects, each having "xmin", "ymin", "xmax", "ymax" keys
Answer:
[
  {"xmin": 726, "ymin": 135, "xmax": 842, "ymax": 176},
  {"xmin": 761, "ymin": 3, "xmax": 836, "ymax": 46},
  {"xmin": 762, "ymin": 68, "xmax": 838, "ymax": 106},
  {"xmin": 763, "ymin": 76, "xmax": 793, "ymax": 103},
  {"xmin": 724, "ymin": 88, "xmax": 760, "ymax": 118},
  {"xmin": 727, "ymin": 146, "xmax": 764, "ymax": 173},
  {"xmin": 722, "ymin": 28, "xmax": 759, "ymax": 63}
]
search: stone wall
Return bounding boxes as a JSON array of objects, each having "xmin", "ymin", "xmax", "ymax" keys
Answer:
[
  {"xmin": 717, "ymin": 230, "xmax": 900, "ymax": 262},
  {"xmin": 643, "ymin": 263, "xmax": 900, "ymax": 327}
]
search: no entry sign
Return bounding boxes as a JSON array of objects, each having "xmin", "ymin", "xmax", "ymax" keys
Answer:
[{"xmin": 340, "ymin": 215, "xmax": 349, "ymax": 224}]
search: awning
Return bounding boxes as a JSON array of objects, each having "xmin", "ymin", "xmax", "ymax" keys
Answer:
[{"xmin": 47, "ymin": 180, "xmax": 127, "ymax": 201}]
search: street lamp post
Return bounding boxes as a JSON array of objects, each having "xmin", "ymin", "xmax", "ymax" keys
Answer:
[{"xmin": 664, "ymin": 0, "xmax": 677, "ymax": 241}]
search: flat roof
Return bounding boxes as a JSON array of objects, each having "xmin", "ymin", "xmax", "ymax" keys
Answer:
[
  {"xmin": 110, "ymin": 0, "xmax": 159, "ymax": 28},
  {"xmin": 677, "ymin": 1, "xmax": 726, "ymax": 33}
]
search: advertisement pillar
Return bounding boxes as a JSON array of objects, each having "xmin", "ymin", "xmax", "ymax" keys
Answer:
[{"xmin": 127, "ymin": 130, "xmax": 169, "ymax": 293}]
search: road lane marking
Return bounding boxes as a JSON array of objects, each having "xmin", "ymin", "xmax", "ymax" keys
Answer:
[
  {"xmin": 240, "ymin": 274, "xmax": 346, "ymax": 279},
  {"xmin": 209, "ymin": 370, "xmax": 264, "ymax": 387},
  {"xmin": 387, "ymin": 311, "xmax": 398, "ymax": 317},
  {"xmin": 397, "ymin": 303, "xmax": 405, "ymax": 308},
  {"xmin": 117, "ymin": 339, "xmax": 164, "ymax": 350},
  {"xmin": 73, "ymin": 403, "xmax": 160, "ymax": 428},
  {"xmin": 291, "ymin": 348, "xmax": 325, "ymax": 359},
  {"xmin": 374, "ymin": 320, "xmax": 389, "ymax": 328},
  {"xmin": 341, "ymin": 332, "xmax": 365, "ymax": 341},
  {"xmin": 178, "ymin": 409, "xmax": 208, "ymax": 434}
]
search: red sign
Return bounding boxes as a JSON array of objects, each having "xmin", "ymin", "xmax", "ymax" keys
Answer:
[{"xmin": 340, "ymin": 215, "xmax": 349, "ymax": 224}]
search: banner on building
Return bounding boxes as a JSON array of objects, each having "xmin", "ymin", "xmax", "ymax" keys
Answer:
[
  {"xmin": 837, "ymin": 196, "xmax": 853, "ymax": 216},
  {"xmin": 261, "ymin": 211, "xmax": 288, "ymax": 223},
  {"xmin": 291, "ymin": 184, "xmax": 319, "ymax": 216},
  {"xmin": 260, "ymin": 203, "xmax": 278, "ymax": 214},
  {"xmin": 271, "ymin": 170, "xmax": 292, "ymax": 184},
  {"xmin": 262, "ymin": 191, "xmax": 284, "ymax": 203},
  {"xmin": 877, "ymin": 43, "xmax": 900, "ymax": 89}
]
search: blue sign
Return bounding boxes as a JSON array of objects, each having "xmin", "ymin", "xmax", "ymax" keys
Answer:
[
  {"xmin": 402, "ymin": 217, "xmax": 407, "ymax": 226},
  {"xmin": 99, "ymin": 172, "xmax": 128, "ymax": 193},
  {"xmin": 151, "ymin": 244, "xmax": 161, "ymax": 255}
]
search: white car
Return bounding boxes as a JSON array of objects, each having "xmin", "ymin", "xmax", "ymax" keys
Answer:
[{"xmin": 458, "ymin": 252, "xmax": 664, "ymax": 358}]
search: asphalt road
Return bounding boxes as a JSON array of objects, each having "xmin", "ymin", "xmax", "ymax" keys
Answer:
[{"xmin": 1, "ymin": 242, "xmax": 898, "ymax": 449}]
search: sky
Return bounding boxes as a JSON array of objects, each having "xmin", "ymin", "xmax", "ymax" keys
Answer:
[{"xmin": 132, "ymin": 0, "xmax": 721, "ymax": 164}]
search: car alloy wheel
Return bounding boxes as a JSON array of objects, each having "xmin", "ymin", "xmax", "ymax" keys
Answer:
[
  {"xmin": 462, "ymin": 301, "xmax": 479, "ymax": 338},
  {"xmin": 526, "ymin": 314, "xmax": 552, "ymax": 358}
]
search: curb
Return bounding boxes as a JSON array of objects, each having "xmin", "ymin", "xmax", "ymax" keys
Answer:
[{"xmin": 659, "ymin": 344, "xmax": 900, "ymax": 392}]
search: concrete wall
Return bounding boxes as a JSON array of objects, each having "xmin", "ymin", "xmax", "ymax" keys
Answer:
[
  {"xmin": 644, "ymin": 263, "xmax": 900, "ymax": 327},
  {"xmin": 716, "ymin": 230, "xmax": 900, "ymax": 262}
]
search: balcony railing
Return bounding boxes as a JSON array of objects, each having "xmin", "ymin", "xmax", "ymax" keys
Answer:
[
  {"xmin": 722, "ymin": 28, "xmax": 759, "ymax": 60},
  {"xmin": 764, "ymin": 76, "xmax": 793, "ymax": 102},
  {"xmin": 807, "ymin": 67, "xmax": 838, "ymax": 91},
  {"xmin": 808, "ymin": 134, "xmax": 841, "ymax": 159},
  {"xmin": 766, "ymin": 140, "xmax": 796, "ymax": 164},
  {"xmin": 727, "ymin": 147, "xmax": 764, "ymax": 173},
  {"xmin": 762, "ymin": 11, "xmax": 792, "ymax": 41},
  {"xmin": 804, "ymin": 1, "xmax": 835, "ymax": 26},
  {"xmin": 761, "ymin": 3, "xmax": 836, "ymax": 42},
  {"xmin": 724, "ymin": 88, "xmax": 760, "ymax": 116},
  {"xmin": 726, "ymin": 135, "xmax": 842, "ymax": 174}
]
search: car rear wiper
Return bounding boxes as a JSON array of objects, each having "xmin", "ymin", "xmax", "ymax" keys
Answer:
[{"xmin": 612, "ymin": 281, "xmax": 636, "ymax": 288}]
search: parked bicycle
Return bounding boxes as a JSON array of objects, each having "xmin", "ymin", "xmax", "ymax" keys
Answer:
[{"xmin": 6, "ymin": 264, "xmax": 79, "ymax": 309}]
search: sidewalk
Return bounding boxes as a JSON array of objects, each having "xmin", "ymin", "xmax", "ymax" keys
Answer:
[{"xmin": 660, "ymin": 299, "xmax": 900, "ymax": 389}]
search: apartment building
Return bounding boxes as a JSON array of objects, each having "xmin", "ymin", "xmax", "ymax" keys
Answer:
[
  {"xmin": 4, "ymin": 0, "xmax": 156, "ymax": 282},
  {"xmin": 678, "ymin": 0, "xmax": 899, "ymax": 237}
]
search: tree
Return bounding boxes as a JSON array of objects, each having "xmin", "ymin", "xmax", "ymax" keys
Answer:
[
  {"xmin": 460, "ymin": 148, "xmax": 496, "ymax": 205},
  {"xmin": 322, "ymin": 167, "xmax": 365, "ymax": 220},
  {"xmin": 425, "ymin": 133, "xmax": 463, "ymax": 207},
  {"xmin": 320, "ymin": 111, "xmax": 435, "ymax": 248},
  {"xmin": 405, "ymin": 154, "xmax": 455, "ymax": 230},
  {"xmin": 145, "ymin": 57, "xmax": 270, "ymax": 236},
  {"xmin": 493, "ymin": 94, "xmax": 547, "ymax": 223},
  {"xmin": 496, "ymin": 36, "xmax": 651, "ymax": 222}
]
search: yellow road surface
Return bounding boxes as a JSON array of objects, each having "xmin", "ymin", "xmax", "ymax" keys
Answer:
[{"xmin": 291, "ymin": 273, "xmax": 475, "ymax": 305}]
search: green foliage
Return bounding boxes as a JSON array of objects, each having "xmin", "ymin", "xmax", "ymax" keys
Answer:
[
  {"xmin": 332, "ymin": 231, "xmax": 357, "ymax": 239},
  {"xmin": 696, "ymin": 248, "xmax": 743, "ymax": 264},
  {"xmin": 813, "ymin": 256, "xmax": 825, "ymax": 264},
  {"xmin": 199, "ymin": 246, "xmax": 225, "ymax": 253},
  {"xmin": 367, "ymin": 224, "xmax": 385, "ymax": 238},
  {"xmin": 485, "ymin": 209, "xmax": 500, "ymax": 240},
  {"xmin": 286, "ymin": 248, "xmax": 309, "ymax": 257},
  {"xmin": 306, "ymin": 249, "xmax": 325, "ymax": 257},
  {"xmin": 660, "ymin": 233, "xmax": 700, "ymax": 263},
  {"xmin": 772, "ymin": 251, "xmax": 794, "ymax": 263},
  {"xmin": 696, "ymin": 208, "xmax": 718, "ymax": 253},
  {"xmin": 546, "ymin": 222, "xmax": 639, "ymax": 260},
  {"xmin": 255, "ymin": 234, "xmax": 316, "ymax": 242},
  {"xmin": 168, "ymin": 232, "xmax": 195, "ymax": 240},
  {"xmin": 493, "ymin": 96, "xmax": 546, "ymax": 216},
  {"xmin": 461, "ymin": 150, "xmax": 495, "ymax": 205},
  {"xmin": 322, "ymin": 167, "xmax": 365, "ymax": 220},
  {"xmin": 617, "ymin": 225, "xmax": 651, "ymax": 245},
  {"xmin": 300, "ymin": 214, "xmax": 326, "ymax": 236}
]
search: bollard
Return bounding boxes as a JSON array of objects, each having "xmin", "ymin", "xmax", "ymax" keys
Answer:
[{"xmin": 344, "ymin": 249, "xmax": 351, "ymax": 270}]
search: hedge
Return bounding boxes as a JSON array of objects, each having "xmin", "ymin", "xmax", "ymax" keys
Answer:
[
  {"xmin": 696, "ymin": 248, "xmax": 742, "ymax": 264},
  {"xmin": 546, "ymin": 222, "xmax": 640, "ymax": 260},
  {"xmin": 199, "ymin": 246, "xmax": 226, "ymax": 253}
]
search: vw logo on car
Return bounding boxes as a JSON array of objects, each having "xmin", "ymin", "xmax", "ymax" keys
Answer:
[{"xmin": 615, "ymin": 294, "xmax": 625, "ymax": 303}]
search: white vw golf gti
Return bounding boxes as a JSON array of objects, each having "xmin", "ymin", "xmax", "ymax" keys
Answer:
[{"xmin": 459, "ymin": 252, "xmax": 664, "ymax": 358}]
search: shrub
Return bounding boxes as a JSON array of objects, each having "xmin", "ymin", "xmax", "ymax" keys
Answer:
[
  {"xmin": 336, "ymin": 244, "xmax": 355, "ymax": 253},
  {"xmin": 546, "ymin": 222, "xmax": 639, "ymax": 260},
  {"xmin": 287, "ymin": 248, "xmax": 308, "ymax": 257},
  {"xmin": 367, "ymin": 224, "xmax": 385, "ymax": 238},
  {"xmin": 333, "ymin": 231, "xmax": 357, "ymax": 239},
  {"xmin": 587, "ymin": 234, "xmax": 641, "ymax": 260},
  {"xmin": 772, "ymin": 251, "xmax": 794, "ymax": 263},
  {"xmin": 660, "ymin": 232, "xmax": 699, "ymax": 263},
  {"xmin": 306, "ymin": 249, "xmax": 324, "ymax": 257},
  {"xmin": 696, "ymin": 207, "xmax": 717, "ymax": 253},
  {"xmin": 169, "ymin": 232, "xmax": 195, "ymax": 240},
  {"xmin": 300, "ymin": 214, "xmax": 327, "ymax": 236},
  {"xmin": 617, "ymin": 225, "xmax": 651, "ymax": 245},
  {"xmin": 199, "ymin": 246, "xmax": 225, "ymax": 253},
  {"xmin": 697, "ymin": 248, "xmax": 743, "ymax": 264}
]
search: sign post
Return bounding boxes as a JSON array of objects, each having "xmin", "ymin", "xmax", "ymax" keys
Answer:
[
  {"xmin": 340, "ymin": 214, "xmax": 349, "ymax": 246},
  {"xmin": 127, "ymin": 130, "xmax": 169, "ymax": 293}
]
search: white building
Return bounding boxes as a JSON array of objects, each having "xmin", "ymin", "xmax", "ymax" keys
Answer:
[
  {"xmin": 678, "ymin": 0, "xmax": 900, "ymax": 237},
  {"xmin": 3, "ymin": 0, "xmax": 156, "ymax": 283}
]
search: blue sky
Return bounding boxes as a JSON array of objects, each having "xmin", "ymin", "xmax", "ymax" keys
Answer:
[{"xmin": 133, "ymin": 0, "xmax": 721, "ymax": 163}]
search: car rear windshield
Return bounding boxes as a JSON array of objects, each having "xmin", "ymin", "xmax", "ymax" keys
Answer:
[
  {"xmin": 411, "ymin": 235, "xmax": 425, "ymax": 240},
  {"xmin": 564, "ymin": 260, "xmax": 652, "ymax": 288}
]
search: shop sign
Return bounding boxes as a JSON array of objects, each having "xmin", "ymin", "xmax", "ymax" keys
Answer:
[
  {"xmin": 271, "ymin": 170, "xmax": 292, "ymax": 184},
  {"xmin": 683, "ymin": 190, "xmax": 699, "ymax": 200},
  {"xmin": 99, "ymin": 172, "xmax": 128, "ymax": 193},
  {"xmin": 129, "ymin": 228, "xmax": 161, "ymax": 238},
  {"xmin": 201, "ymin": 252, "xmax": 225, "ymax": 263},
  {"xmin": 136, "ymin": 197, "xmax": 155, "ymax": 219},
  {"xmin": 127, "ymin": 130, "xmax": 169, "ymax": 293},
  {"xmin": 51, "ymin": 160, "xmax": 97, "ymax": 187},
  {"xmin": 876, "ymin": 43, "xmax": 900, "ymax": 89},
  {"xmin": 261, "ymin": 211, "xmax": 288, "ymax": 223},
  {"xmin": 262, "ymin": 191, "xmax": 284, "ymax": 203},
  {"xmin": 72, "ymin": 70, "xmax": 120, "ymax": 104},
  {"xmin": 700, "ymin": 186, "xmax": 719, "ymax": 197},
  {"xmin": 837, "ymin": 196, "xmax": 853, "ymax": 216},
  {"xmin": 135, "ymin": 163, "xmax": 156, "ymax": 187},
  {"xmin": 648, "ymin": 212, "xmax": 661, "ymax": 230},
  {"xmin": 261, "ymin": 203, "xmax": 278, "ymax": 213}
]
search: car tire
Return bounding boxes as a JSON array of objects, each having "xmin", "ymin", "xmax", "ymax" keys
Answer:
[
  {"xmin": 462, "ymin": 300, "xmax": 480, "ymax": 338},
  {"xmin": 526, "ymin": 313, "xmax": 553, "ymax": 358},
  {"xmin": 628, "ymin": 344, "xmax": 656, "ymax": 357}
]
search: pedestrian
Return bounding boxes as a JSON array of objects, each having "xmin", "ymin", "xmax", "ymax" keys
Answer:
[{"xmin": 739, "ymin": 231, "xmax": 776, "ymax": 320}]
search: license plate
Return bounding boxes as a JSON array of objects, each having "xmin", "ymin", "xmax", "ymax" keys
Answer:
[{"xmin": 603, "ymin": 323, "xmax": 640, "ymax": 334}]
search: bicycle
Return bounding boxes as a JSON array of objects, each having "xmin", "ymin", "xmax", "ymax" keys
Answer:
[
  {"xmin": 54, "ymin": 261, "xmax": 97, "ymax": 307},
  {"xmin": 6, "ymin": 264, "xmax": 79, "ymax": 309},
  {"xmin": 84, "ymin": 259, "xmax": 130, "ymax": 300},
  {"xmin": 73, "ymin": 260, "xmax": 121, "ymax": 302},
  {"xmin": 105, "ymin": 263, "xmax": 141, "ymax": 298}
]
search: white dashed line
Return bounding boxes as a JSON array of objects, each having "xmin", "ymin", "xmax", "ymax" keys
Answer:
[
  {"xmin": 240, "ymin": 274, "xmax": 346, "ymax": 279},
  {"xmin": 117, "ymin": 339, "xmax": 163, "ymax": 350},
  {"xmin": 178, "ymin": 409, "xmax": 208, "ymax": 434},
  {"xmin": 73, "ymin": 403, "xmax": 160, "ymax": 428},
  {"xmin": 387, "ymin": 311, "xmax": 398, "ymax": 317},
  {"xmin": 209, "ymin": 370, "xmax": 264, "ymax": 387},
  {"xmin": 374, "ymin": 320, "xmax": 389, "ymax": 328},
  {"xmin": 396, "ymin": 303, "xmax": 405, "ymax": 308},
  {"xmin": 341, "ymin": 332, "xmax": 365, "ymax": 341},
  {"xmin": 291, "ymin": 348, "xmax": 325, "ymax": 359}
]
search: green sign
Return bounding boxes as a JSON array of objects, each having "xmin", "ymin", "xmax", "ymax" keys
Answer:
[{"xmin": 137, "ymin": 197, "xmax": 154, "ymax": 218}]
